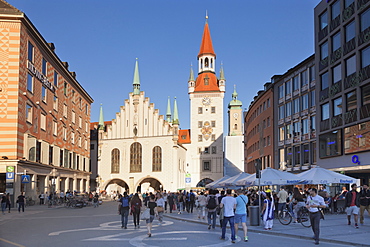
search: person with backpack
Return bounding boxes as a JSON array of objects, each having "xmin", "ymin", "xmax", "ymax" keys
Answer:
[
  {"xmin": 177, "ymin": 192, "xmax": 184, "ymax": 214},
  {"xmin": 119, "ymin": 192, "xmax": 130, "ymax": 229},
  {"xmin": 188, "ymin": 190, "xmax": 196, "ymax": 213},
  {"xmin": 93, "ymin": 192, "xmax": 99, "ymax": 208},
  {"xmin": 206, "ymin": 189, "xmax": 219, "ymax": 230},
  {"xmin": 130, "ymin": 193, "xmax": 142, "ymax": 228}
]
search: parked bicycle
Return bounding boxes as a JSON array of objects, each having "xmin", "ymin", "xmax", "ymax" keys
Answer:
[
  {"xmin": 25, "ymin": 196, "xmax": 35, "ymax": 207},
  {"xmin": 278, "ymin": 204, "xmax": 311, "ymax": 227}
]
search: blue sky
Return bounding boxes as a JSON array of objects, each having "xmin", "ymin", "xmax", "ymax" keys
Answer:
[{"xmin": 8, "ymin": 0, "xmax": 321, "ymax": 131}]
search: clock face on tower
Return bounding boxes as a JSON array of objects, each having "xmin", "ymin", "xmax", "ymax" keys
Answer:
[
  {"xmin": 202, "ymin": 97, "xmax": 211, "ymax": 106},
  {"xmin": 233, "ymin": 113, "xmax": 239, "ymax": 118}
]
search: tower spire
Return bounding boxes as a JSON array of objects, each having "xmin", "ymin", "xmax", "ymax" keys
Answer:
[
  {"xmin": 188, "ymin": 63, "xmax": 194, "ymax": 82},
  {"xmin": 166, "ymin": 96, "xmax": 172, "ymax": 122},
  {"xmin": 232, "ymin": 84, "xmax": 238, "ymax": 100},
  {"xmin": 219, "ymin": 62, "xmax": 225, "ymax": 80},
  {"xmin": 198, "ymin": 16, "xmax": 215, "ymax": 58},
  {"xmin": 133, "ymin": 58, "xmax": 140, "ymax": 95},
  {"xmin": 98, "ymin": 104, "xmax": 105, "ymax": 130},
  {"xmin": 173, "ymin": 97, "xmax": 179, "ymax": 125}
]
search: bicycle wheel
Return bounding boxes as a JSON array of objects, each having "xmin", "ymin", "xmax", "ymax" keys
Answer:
[
  {"xmin": 278, "ymin": 210, "xmax": 292, "ymax": 225},
  {"xmin": 298, "ymin": 210, "xmax": 311, "ymax": 228}
]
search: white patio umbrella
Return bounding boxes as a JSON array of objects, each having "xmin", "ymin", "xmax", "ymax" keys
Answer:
[
  {"xmin": 235, "ymin": 167, "xmax": 303, "ymax": 186},
  {"xmin": 218, "ymin": 172, "xmax": 250, "ymax": 187},
  {"xmin": 205, "ymin": 175, "xmax": 230, "ymax": 189},
  {"xmin": 296, "ymin": 166, "xmax": 356, "ymax": 184}
]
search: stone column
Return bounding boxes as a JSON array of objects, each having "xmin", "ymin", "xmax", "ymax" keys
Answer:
[
  {"xmin": 56, "ymin": 175, "xmax": 61, "ymax": 193},
  {"xmin": 86, "ymin": 175, "xmax": 90, "ymax": 192},
  {"xmin": 73, "ymin": 173, "xmax": 77, "ymax": 192},
  {"xmin": 79, "ymin": 178, "xmax": 84, "ymax": 192},
  {"xmin": 65, "ymin": 177, "xmax": 70, "ymax": 192},
  {"xmin": 32, "ymin": 174, "xmax": 37, "ymax": 191},
  {"xmin": 45, "ymin": 175, "xmax": 50, "ymax": 194}
]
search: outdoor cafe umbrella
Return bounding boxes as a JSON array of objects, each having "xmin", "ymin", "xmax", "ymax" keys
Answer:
[
  {"xmin": 218, "ymin": 172, "xmax": 250, "ymax": 187},
  {"xmin": 235, "ymin": 167, "xmax": 303, "ymax": 186},
  {"xmin": 296, "ymin": 166, "xmax": 356, "ymax": 184},
  {"xmin": 205, "ymin": 175, "xmax": 230, "ymax": 189}
]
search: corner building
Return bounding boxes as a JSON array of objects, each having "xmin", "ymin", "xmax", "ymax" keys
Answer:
[
  {"xmin": 0, "ymin": 1, "xmax": 93, "ymax": 202},
  {"xmin": 314, "ymin": 0, "xmax": 370, "ymax": 184}
]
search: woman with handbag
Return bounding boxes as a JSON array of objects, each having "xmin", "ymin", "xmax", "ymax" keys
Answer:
[
  {"xmin": 146, "ymin": 195, "xmax": 158, "ymax": 237},
  {"xmin": 156, "ymin": 193, "xmax": 165, "ymax": 225},
  {"xmin": 131, "ymin": 193, "xmax": 142, "ymax": 228}
]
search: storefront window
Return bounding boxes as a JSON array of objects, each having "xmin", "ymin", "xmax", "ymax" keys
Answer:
[
  {"xmin": 319, "ymin": 130, "xmax": 342, "ymax": 158},
  {"xmin": 344, "ymin": 121, "xmax": 370, "ymax": 154}
]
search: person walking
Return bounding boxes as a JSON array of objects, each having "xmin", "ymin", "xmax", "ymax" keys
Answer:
[
  {"xmin": 156, "ymin": 193, "xmax": 165, "ymax": 225},
  {"xmin": 167, "ymin": 192, "xmax": 175, "ymax": 213},
  {"xmin": 306, "ymin": 188, "xmax": 327, "ymax": 245},
  {"xmin": 146, "ymin": 194, "xmax": 158, "ymax": 237},
  {"xmin": 219, "ymin": 189, "xmax": 237, "ymax": 243},
  {"xmin": 206, "ymin": 189, "xmax": 219, "ymax": 230},
  {"xmin": 17, "ymin": 193, "xmax": 25, "ymax": 213},
  {"xmin": 177, "ymin": 192, "xmax": 184, "ymax": 214},
  {"xmin": 359, "ymin": 184, "xmax": 370, "ymax": 225},
  {"xmin": 119, "ymin": 192, "xmax": 130, "ymax": 229},
  {"xmin": 5, "ymin": 193, "xmax": 11, "ymax": 213},
  {"xmin": 130, "ymin": 193, "xmax": 142, "ymax": 228},
  {"xmin": 39, "ymin": 193, "xmax": 45, "ymax": 205},
  {"xmin": 234, "ymin": 189, "xmax": 249, "ymax": 242},
  {"xmin": 277, "ymin": 186, "xmax": 288, "ymax": 215},
  {"xmin": 262, "ymin": 192, "xmax": 275, "ymax": 230},
  {"xmin": 93, "ymin": 192, "xmax": 99, "ymax": 208},
  {"xmin": 218, "ymin": 190, "xmax": 226, "ymax": 228},
  {"xmin": 1, "ymin": 193, "xmax": 6, "ymax": 214},
  {"xmin": 197, "ymin": 192, "xmax": 207, "ymax": 219},
  {"xmin": 345, "ymin": 183, "xmax": 360, "ymax": 228},
  {"xmin": 188, "ymin": 190, "xmax": 196, "ymax": 213}
]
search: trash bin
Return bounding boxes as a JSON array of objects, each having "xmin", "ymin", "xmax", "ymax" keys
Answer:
[{"xmin": 249, "ymin": 206, "xmax": 260, "ymax": 226}]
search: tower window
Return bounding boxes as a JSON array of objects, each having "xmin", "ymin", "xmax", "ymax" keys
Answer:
[
  {"xmin": 211, "ymin": 107, "xmax": 216, "ymax": 113},
  {"xmin": 198, "ymin": 107, "xmax": 203, "ymax": 114},
  {"xmin": 198, "ymin": 135, "xmax": 203, "ymax": 142},
  {"xmin": 205, "ymin": 58, "xmax": 209, "ymax": 68},
  {"xmin": 198, "ymin": 121, "xmax": 203, "ymax": 128},
  {"xmin": 204, "ymin": 147, "xmax": 209, "ymax": 154},
  {"xmin": 211, "ymin": 134, "xmax": 215, "ymax": 141},
  {"xmin": 203, "ymin": 161, "xmax": 211, "ymax": 171},
  {"xmin": 211, "ymin": 121, "xmax": 216, "ymax": 127},
  {"xmin": 234, "ymin": 124, "xmax": 238, "ymax": 130},
  {"xmin": 204, "ymin": 75, "xmax": 209, "ymax": 85},
  {"xmin": 211, "ymin": 146, "xmax": 217, "ymax": 154}
]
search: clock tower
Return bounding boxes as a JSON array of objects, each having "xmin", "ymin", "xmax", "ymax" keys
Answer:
[
  {"xmin": 228, "ymin": 85, "xmax": 243, "ymax": 136},
  {"xmin": 185, "ymin": 15, "xmax": 225, "ymax": 186}
]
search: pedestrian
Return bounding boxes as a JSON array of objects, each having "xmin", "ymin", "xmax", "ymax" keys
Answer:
[
  {"xmin": 206, "ymin": 189, "xmax": 218, "ymax": 230},
  {"xmin": 130, "ymin": 193, "xmax": 142, "ymax": 228},
  {"xmin": 306, "ymin": 188, "xmax": 327, "ymax": 245},
  {"xmin": 359, "ymin": 184, "xmax": 370, "ymax": 225},
  {"xmin": 17, "ymin": 193, "xmax": 25, "ymax": 213},
  {"xmin": 119, "ymin": 192, "xmax": 130, "ymax": 229},
  {"xmin": 93, "ymin": 193, "xmax": 99, "ymax": 207},
  {"xmin": 218, "ymin": 190, "xmax": 225, "ymax": 228},
  {"xmin": 146, "ymin": 194, "xmax": 158, "ymax": 237},
  {"xmin": 219, "ymin": 189, "xmax": 236, "ymax": 243},
  {"xmin": 290, "ymin": 187, "xmax": 306, "ymax": 223},
  {"xmin": 277, "ymin": 186, "xmax": 288, "ymax": 215},
  {"xmin": 163, "ymin": 191, "xmax": 168, "ymax": 213},
  {"xmin": 5, "ymin": 193, "xmax": 11, "ymax": 213},
  {"xmin": 1, "ymin": 193, "xmax": 6, "ymax": 214},
  {"xmin": 39, "ymin": 192, "xmax": 45, "ymax": 205},
  {"xmin": 262, "ymin": 192, "xmax": 275, "ymax": 230},
  {"xmin": 197, "ymin": 192, "xmax": 207, "ymax": 219},
  {"xmin": 234, "ymin": 189, "xmax": 249, "ymax": 242},
  {"xmin": 177, "ymin": 192, "xmax": 184, "ymax": 214},
  {"xmin": 155, "ymin": 193, "xmax": 165, "ymax": 225},
  {"xmin": 167, "ymin": 192, "xmax": 175, "ymax": 213},
  {"xmin": 345, "ymin": 183, "xmax": 360, "ymax": 228}
]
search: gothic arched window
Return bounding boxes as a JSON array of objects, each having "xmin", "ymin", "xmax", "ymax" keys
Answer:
[
  {"xmin": 205, "ymin": 57, "xmax": 209, "ymax": 68},
  {"xmin": 152, "ymin": 146, "xmax": 162, "ymax": 172},
  {"xmin": 130, "ymin": 142, "xmax": 142, "ymax": 173},
  {"xmin": 111, "ymin": 148, "xmax": 120, "ymax": 173}
]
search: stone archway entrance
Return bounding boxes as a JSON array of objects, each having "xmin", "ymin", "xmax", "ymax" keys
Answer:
[
  {"xmin": 196, "ymin": 178, "xmax": 213, "ymax": 187},
  {"xmin": 136, "ymin": 177, "xmax": 163, "ymax": 193},
  {"xmin": 104, "ymin": 178, "xmax": 129, "ymax": 194}
]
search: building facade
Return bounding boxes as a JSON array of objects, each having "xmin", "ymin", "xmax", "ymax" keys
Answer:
[
  {"xmin": 244, "ymin": 83, "xmax": 274, "ymax": 173},
  {"xmin": 314, "ymin": 0, "xmax": 370, "ymax": 184},
  {"xmin": 0, "ymin": 1, "xmax": 93, "ymax": 203},
  {"xmin": 274, "ymin": 55, "xmax": 317, "ymax": 172}
]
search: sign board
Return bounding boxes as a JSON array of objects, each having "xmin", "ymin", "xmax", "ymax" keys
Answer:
[
  {"xmin": 6, "ymin": 188, "xmax": 13, "ymax": 195},
  {"xmin": 185, "ymin": 177, "xmax": 191, "ymax": 184},
  {"xmin": 21, "ymin": 175, "xmax": 31, "ymax": 183},
  {"xmin": 185, "ymin": 173, "xmax": 191, "ymax": 178},
  {"xmin": 6, "ymin": 166, "xmax": 15, "ymax": 172},
  {"xmin": 6, "ymin": 172, "xmax": 14, "ymax": 180}
]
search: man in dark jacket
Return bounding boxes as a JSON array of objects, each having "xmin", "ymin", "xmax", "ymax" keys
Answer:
[
  {"xmin": 359, "ymin": 184, "xmax": 370, "ymax": 225},
  {"xmin": 345, "ymin": 183, "xmax": 360, "ymax": 228}
]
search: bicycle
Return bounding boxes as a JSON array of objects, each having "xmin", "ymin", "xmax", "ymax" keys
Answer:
[
  {"xmin": 278, "ymin": 205, "xmax": 311, "ymax": 228},
  {"xmin": 25, "ymin": 197, "xmax": 35, "ymax": 206}
]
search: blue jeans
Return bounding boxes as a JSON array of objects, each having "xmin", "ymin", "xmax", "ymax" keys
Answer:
[
  {"xmin": 221, "ymin": 216, "xmax": 235, "ymax": 241},
  {"xmin": 207, "ymin": 211, "xmax": 217, "ymax": 228},
  {"xmin": 121, "ymin": 208, "xmax": 129, "ymax": 227},
  {"xmin": 1, "ymin": 202, "xmax": 6, "ymax": 213}
]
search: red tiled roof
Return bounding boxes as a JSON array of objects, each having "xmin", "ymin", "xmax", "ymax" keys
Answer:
[
  {"xmin": 194, "ymin": 72, "xmax": 219, "ymax": 92},
  {"xmin": 178, "ymin": 129, "xmax": 191, "ymax": 144},
  {"xmin": 198, "ymin": 22, "xmax": 215, "ymax": 57}
]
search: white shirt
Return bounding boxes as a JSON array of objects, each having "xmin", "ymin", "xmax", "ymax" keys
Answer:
[
  {"xmin": 221, "ymin": 196, "xmax": 236, "ymax": 217},
  {"xmin": 306, "ymin": 194, "xmax": 326, "ymax": 213},
  {"xmin": 156, "ymin": 198, "xmax": 165, "ymax": 207}
]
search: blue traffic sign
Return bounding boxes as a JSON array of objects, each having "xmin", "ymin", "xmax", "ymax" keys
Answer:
[
  {"xmin": 21, "ymin": 175, "xmax": 31, "ymax": 183},
  {"xmin": 185, "ymin": 177, "xmax": 191, "ymax": 184},
  {"xmin": 6, "ymin": 172, "xmax": 14, "ymax": 180}
]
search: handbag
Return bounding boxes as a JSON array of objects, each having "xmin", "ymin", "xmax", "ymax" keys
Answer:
[
  {"xmin": 141, "ymin": 208, "xmax": 150, "ymax": 220},
  {"xmin": 157, "ymin": 206, "xmax": 164, "ymax": 213}
]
